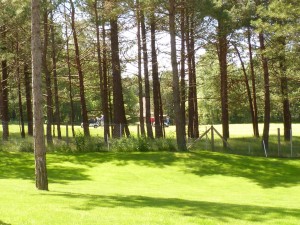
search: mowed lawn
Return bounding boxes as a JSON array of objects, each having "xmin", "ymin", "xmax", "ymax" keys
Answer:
[{"xmin": 1, "ymin": 150, "xmax": 300, "ymax": 225}]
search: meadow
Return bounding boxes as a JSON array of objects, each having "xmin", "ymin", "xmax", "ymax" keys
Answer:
[{"xmin": 0, "ymin": 123, "xmax": 300, "ymax": 224}]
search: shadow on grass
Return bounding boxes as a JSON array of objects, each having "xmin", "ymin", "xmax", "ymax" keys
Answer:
[
  {"xmin": 54, "ymin": 151, "xmax": 300, "ymax": 188},
  {"xmin": 1, "ymin": 151, "xmax": 300, "ymax": 188},
  {"xmin": 52, "ymin": 151, "xmax": 180, "ymax": 168},
  {"xmin": 0, "ymin": 152, "xmax": 90, "ymax": 184},
  {"xmin": 50, "ymin": 192, "xmax": 300, "ymax": 224},
  {"xmin": 186, "ymin": 151, "xmax": 300, "ymax": 188},
  {"xmin": 0, "ymin": 221, "xmax": 11, "ymax": 225}
]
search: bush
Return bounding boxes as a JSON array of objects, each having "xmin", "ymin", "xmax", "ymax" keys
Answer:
[
  {"xmin": 109, "ymin": 137, "xmax": 177, "ymax": 152},
  {"xmin": 74, "ymin": 132, "xmax": 106, "ymax": 152},
  {"xmin": 19, "ymin": 142, "xmax": 34, "ymax": 153}
]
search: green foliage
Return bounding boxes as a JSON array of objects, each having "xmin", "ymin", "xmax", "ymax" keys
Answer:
[
  {"xmin": 0, "ymin": 138, "xmax": 34, "ymax": 153},
  {"xmin": 18, "ymin": 142, "xmax": 34, "ymax": 153},
  {"xmin": 74, "ymin": 132, "xmax": 106, "ymax": 152},
  {"xmin": 110, "ymin": 137, "xmax": 177, "ymax": 152}
]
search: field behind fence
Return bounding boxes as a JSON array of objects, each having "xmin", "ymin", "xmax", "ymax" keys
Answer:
[
  {"xmin": 193, "ymin": 123, "xmax": 300, "ymax": 158},
  {"xmin": 1, "ymin": 123, "xmax": 299, "ymax": 157}
]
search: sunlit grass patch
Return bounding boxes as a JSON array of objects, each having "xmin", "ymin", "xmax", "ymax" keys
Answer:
[{"xmin": 1, "ymin": 151, "xmax": 300, "ymax": 224}]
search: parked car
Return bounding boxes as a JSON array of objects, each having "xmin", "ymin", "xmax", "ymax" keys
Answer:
[{"xmin": 81, "ymin": 117, "xmax": 102, "ymax": 128}]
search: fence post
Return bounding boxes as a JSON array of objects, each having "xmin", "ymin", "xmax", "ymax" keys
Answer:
[
  {"xmin": 211, "ymin": 125, "xmax": 214, "ymax": 151},
  {"xmin": 277, "ymin": 128, "xmax": 280, "ymax": 157}
]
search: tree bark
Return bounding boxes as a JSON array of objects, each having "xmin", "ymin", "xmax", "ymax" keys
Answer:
[
  {"xmin": 16, "ymin": 40, "xmax": 25, "ymax": 138},
  {"xmin": 50, "ymin": 10, "xmax": 61, "ymax": 139},
  {"xmin": 64, "ymin": 3, "xmax": 75, "ymax": 137},
  {"xmin": 233, "ymin": 43, "xmax": 256, "ymax": 138},
  {"xmin": 190, "ymin": 18, "xmax": 199, "ymax": 138},
  {"xmin": 259, "ymin": 32, "xmax": 270, "ymax": 150},
  {"xmin": 150, "ymin": 13, "xmax": 163, "ymax": 138},
  {"xmin": 94, "ymin": 0, "xmax": 110, "ymax": 142},
  {"xmin": 70, "ymin": 0, "xmax": 90, "ymax": 137},
  {"xmin": 0, "ymin": 26, "xmax": 9, "ymax": 141},
  {"xmin": 247, "ymin": 27, "xmax": 259, "ymax": 137},
  {"xmin": 136, "ymin": 0, "xmax": 145, "ymax": 137},
  {"xmin": 278, "ymin": 37, "xmax": 291, "ymax": 141},
  {"xmin": 217, "ymin": 19, "xmax": 229, "ymax": 144},
  {"xmin": 187, "ymin": 13, "xmax": 199, "ymax": 138},
  {"xmin": 31, "ymin": 0, "xmax": 48, "ymax": 190},
  {"xmin": 1, "ymin": 59, "xmax": 9, "ymax": 141},
  {"xmin": 102, "ymin": 22, "xmax": 110, "ymax": 140},
  {"xmin": 169, "ymin": 0, "xmax": 187, "ymax": 151},
  {"xmin": 110, "ymin": 17, "xmax": 130, "ymax": 138},
  {"xmin": 42, "ymin": 2, "xmax": 53, "ymax": 145},
  {"xmin": 24, "ymin": 63, "xmax": 33, "ymax": 136},
  {"xmin": 94, "ymin": 0, "xmax": 104, "ymax": 137},
  {"xmin": 141, "ymin": 11, "xmax": 153, "ymax": 138},
  {"xmin": 180, "ymin": 0, "xmax": 187, "ymax": 137}
]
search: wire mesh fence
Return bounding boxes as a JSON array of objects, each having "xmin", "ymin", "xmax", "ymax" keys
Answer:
[{"xmin": 188, "ymin": 124, "xmax": 300, "ymax": 158}]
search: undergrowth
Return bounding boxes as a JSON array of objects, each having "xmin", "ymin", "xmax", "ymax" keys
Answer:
[{"xmin": 0, "ymin": 134, "xmax": 177, "ymax": 153}]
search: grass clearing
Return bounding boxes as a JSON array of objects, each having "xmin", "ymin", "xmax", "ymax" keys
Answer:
[{"xmin": 1, "ymin": 150, "xmax": 300, "ymax": 224}]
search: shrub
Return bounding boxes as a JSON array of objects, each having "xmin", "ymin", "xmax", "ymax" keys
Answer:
[
  {"xmin": 74, "ymin": 132, "xmax": 106, "ymax": 152},
  {"xmin": 19, "ymin": 142, "xmax": 34, "ymax": 153},
  {"xmin": 109, "ymin": 137, "xmax": 177, "ymax": 152}
]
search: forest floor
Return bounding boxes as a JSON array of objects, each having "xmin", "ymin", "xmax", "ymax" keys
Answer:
[{"xmin": 1, "ymin": 150, "xmax": 300, "ymax": 225}]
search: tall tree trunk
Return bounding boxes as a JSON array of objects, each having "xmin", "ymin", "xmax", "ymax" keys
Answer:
[
  {"xmin": 140, "ymin": 11, "xmax": 153, "ymax": 138},
  {"xmin": 191, "ymin": 34, "xmax": 199, "ymax": 138},
  {"xmin": 1, "ymin": 59, "xmax": 9, "ymax": 141},
  {"xmin": 259, "ymin": 32, "xmax": 270, "ymax": 150},
  {"xmin": 94, "ymin": 0, "xmax": 104, "ymax": 136},
  {"xmin": 150, "ymin": 13, "xmax": 163, "ymax": 138},
  {"xmin": 247, "ymin": 27, "xmax": 259, "ymax": 137},
  {"xmin": 217, "ymin": 19, "xmax": 229, "ymax": 144},
  {"xmin": 136, "ymin": 0, "xmax": 145, "ymax": 137},
  {"xmin": 70, "ymin": 0, "xmax": 90, "ymax": 137},
  {"xmin": 187, "ymin": 13, "xmax": 199, "ymax": 138},
  {"xmin": 233, "ymin": 43, "xmax": 256, "ymax": 138},
  {"xmin": 102, "ymin": 22, "xmax": 110, "ymax": 140},
  {"xmin": 169, "ymin": 0, "xmax": 187, "ymax": 151},
  {"xmin": 186, "ymin": 12, "xmax": 193, "ymax": 138},
  {"xmin": 280, "ymin": 74, "xmax": 291, "ymax": 141},
  {"xmin": 50, "ymin": 10, "xmax": 61, "ymax": 139},
  {"xmin": 94, "ymin": 0, "xmax": 110, "ymax": 142},
  {"xmin": 110, "ymin": 17, "xmax": 130, "ymax": 138},
  {"xmin": 31, "ymin": 0, "xmax": 48, "ymax": 190},
  {"xmin": 16, "ymin": 40, "xmax": 25, "ymax": 138},
  {"xmin": 278, "ymin": 37, "xmax": 291, "ymax": 141},
  {"xmin": 0, "ymin": 26, "xmax": 9, "ymax": 141},
  {"xmin": 180, "ymin": 0, "xmax": 187, "ymax": 137},
  {"xmin": 42, "ymin": 2, "xmax": 53, "ymax": 145},
  {"xmin": 159, "ymin": 88, "xmax": 166, "ymax": 137},
  {"xmin": 24, "ymin": 63, "xmax": 33, "ymax": 136},
  {"xmin": 0, "ymin": 68, "xmax": 3, "ymax": 140},
  {"xmin": 64, "ymin": 3, "xmax": 75, "ymax": 137}
]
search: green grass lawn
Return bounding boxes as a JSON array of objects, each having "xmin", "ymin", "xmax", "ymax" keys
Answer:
[{"xmin": 1, "ymin": 150, "xmax": 300, "ymax": 224}]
